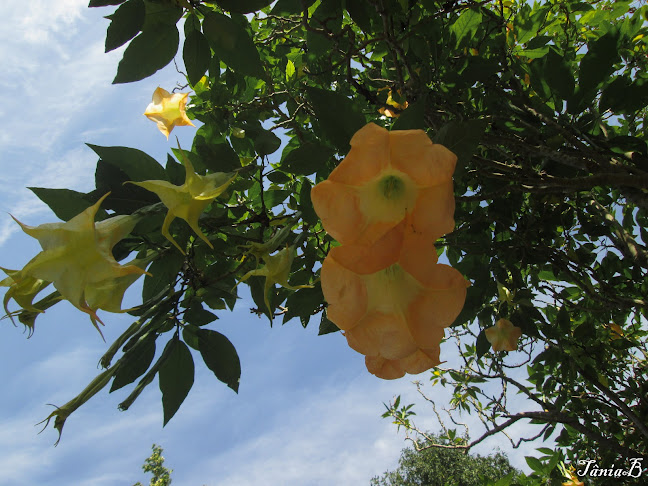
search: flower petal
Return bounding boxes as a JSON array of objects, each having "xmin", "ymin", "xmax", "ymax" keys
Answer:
[
  {"xmin": 321, "ymin": 253, "xmax": 368, "ymax": 331},
  {"xmin": 389, "ymin": 130, "xmax": 457, "ymax": 186},
  {"xmin": 327, "ymin": 123, "xmax": 390, "ymax": 185},
  {"xmin": 406, "ymin": 264, "xmax": 469, "ymax": 343},
  {"xmin": 409, "ymin": 181, "xmax": 456, "ymax": 237},
  {"xmin": 311, "ymin": 181, "xmax": 364, "ymax": 245},
  {"xmin": 345, "ymin": 311, "xmax": 418, "ymax": 360}
]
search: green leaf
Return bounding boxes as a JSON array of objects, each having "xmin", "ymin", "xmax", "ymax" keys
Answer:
[
  {"xmin": 433, "ymin": 119, "xmax": 488, "ymax": 177},
  {"xmin": 183, "ymin": 28, "xmax": 211, "ymax": 86},
  {"xmin": 305, "ymin": 87, "xmax": 366, "ymax": 152},
  {"xmin": 392, "ymin": 96, "xmax": 426, "ymax": 131},
  {"xmin": 299, "ymin": 179, "xmax": 318, "ymax": 225},
  {"xmin": 202, "ymin": 12, "xmax": 264, "ymax": 78},
  {"xmin": 282, "ymin": 141, "xmax": 334, "ymax": 176},
  {"xmin": 87, "ymin": 144, "xmax": 167, "ymax": 181},
  {"xmin": 197, "ymin": 328, "xmax": 241, "ymax": 393},
  {"xmin": 195, "ymin": 139, "xmax": 241, "ymax": 172},
  {"xmin": 512, "ymin": 46, "xmax": 549, "ymax": 59},
  {"xmin": 544, "ymin": 48, "xmax": 575, "ymax": 100},
  {"xmin": 142, "ymin": 1, "xmax": 182, "ymax": 29},
  {"xmin": 214, "ymin": 0, "xmax": 273, "ymax": 14},
  {"xmin": 270, "ymin": 0, "xmax": 315, "ymax": 15},
  {"xmin": 318, "ymin": 310, "xmax": 339, "ymax": 335},
  {"xmin": 579, "ymin": 32, "xmax": 620, "ymax": 96},
  {"xmin": 524, "ymin": 456, "xmax": 544, "ymax": 473},
  {"xmin": 252, "ymin": 129, "xmax": 281, "ymax": 156},
  {"xmin": 450, "ymin": 8, "xmax": 482, "ymax": 48},
  {"xmin": 110, "ymin": 334, "xmax": 156, "ymax": 392},
  {"xmin": 285, "ymin": 59, "xmax": 295, "ymax": 81},
  {"xmin": 283, "ymin": 284, "xmax": 323, "ymax": 325},
  {"xmin": 94, "ymin": 160, "xmax": 160, "ymax": 213},
  {"xmin": 113, "ymin": 25, "xmax": 179, "ymax": 84},
  {"xmin": 166, "ymin": 153, "xmax": 185, "ymax": 185},
  {"xmin": 142, "ymin": 252, "xmax": 185, "ymax": 302},
  {"xmin": 89, "ymin": 0, "xmax": 126, "ymax": 6},
  {"xmin": 159, "ymin": 338, "xmax": 195, "ymax": 426},
  {"xmin": 264, "ymin": 189, "xmax": 290, "ymax": 208},
  {"xmin": 28, "ymin": 188, "xmax": 106, "ymax": 222},
  {"xmin": 476, "ymin": 330, "xmax": 491, "ymax": 358},
  {"xmin": 184, "ymin": 301, "xmax": 218, "ymax": 326},
  {"xmin": 105, "ymin": 0, "xmax": 145, "ymax": 52},
  {"xmin": 345, "ymin": 0, "xmax": 374, "ymax": 32}
]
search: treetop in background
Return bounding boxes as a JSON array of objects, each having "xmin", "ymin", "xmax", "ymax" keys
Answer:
[{"xmin": 1, "ymin": 1, "xmax": 647, "ymax": 481}]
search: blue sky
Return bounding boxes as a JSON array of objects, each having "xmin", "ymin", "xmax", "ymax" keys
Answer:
[{"xmin": 0, "ymin": 2, "xmax": 542, "ymax": 484}]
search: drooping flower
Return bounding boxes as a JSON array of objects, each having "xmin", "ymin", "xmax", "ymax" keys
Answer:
[
  {"xmin": 127, "ymin": 151, "xmax": 236, "ymax": 254},
  {"xmin": 321, "ymin": 250, "xmax": 468, "ymax": 369},
  {"xmin": 365, "ymin": 347, "xmax": 441, "ymax": 380},
  {"xmin": 144, "ymin": 87, "xmax": 195, "ymax": 139},
  {"xmin": 237, "ymin": 245, "xmax": 313, "ymax": 317},
  {"xmin": 84, "ymin": 252, "xmax": 156, "ymax": 314},
  {"xmin": 10, "ymin": 193, "xmax": 148, "ymax": 334},
  {"xmin": 311, "ymin": 123, "xmax": 457, "ymax": 247},
  {"xmin": 1, "ymin": 267, "xmax": 50, "ymax": 322},
  {"xmin": 484, "ymin": 318, "xmax": 522, "ymax": 352}
]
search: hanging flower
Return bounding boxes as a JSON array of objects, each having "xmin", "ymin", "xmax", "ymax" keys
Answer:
[
  {"xmin": 311, "ymin": 123, "xmax": 457, "ymax": 247},
  {"xmin": 8, "ymin": 194, "xmax": 147, "ymax": 335},
  {"xmin": 144, "ymin": 87, "xmax": 195, "ymax": 139},
  {"xmin": 484, "ymin": 318, "xmax": 522, "ymax": 352},
  {"xmin": 1, "ymin": 267, "xmax": 50, "ymax": 322},
  {"xmin": 236, "ymin": 245, "xmax": 313, "ymax": 317},
  {"xmin": 365, "ymin": 347, "xmax": 441, "ymax": 380},
  {"xmin": 321, "ymin": 250, "xmax": 468, "ymax": 371},
  {"xmin": 127, "ymin": 150, "xmax": 236, "ymax": 254},
  {"xmin": 84, "ymin": 253, "xmax": 155, "ymax": 314}
]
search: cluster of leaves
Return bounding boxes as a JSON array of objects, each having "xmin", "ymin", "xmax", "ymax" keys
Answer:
[
  {"xmin": 133, "ymin": 444, "xmax": 173, "ymax": 486},
  {"xmin": 5, "ymin": 0, "xmax": 648, "ymax": 477},
  {"xmin": 371, "ymin": 432, "xmax": 521, "ymax": 486}
]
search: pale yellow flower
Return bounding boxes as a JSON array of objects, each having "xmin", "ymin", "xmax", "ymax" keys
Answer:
[
  {"xmin": 144, "ymin": 87, "xmax": 195, "ymax": 139},
  {"xmin": 484, "ymin": 318, "xmax": 523, "ymax": 352},
  {"xmin": 10, "ymin": 194, "xmax": 147, "ymax": 334},
  {"xmin": 127, "ymin": 152, "xmax": 236, "ymax": 254}
]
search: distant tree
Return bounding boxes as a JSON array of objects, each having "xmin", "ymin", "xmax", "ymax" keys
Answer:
[
  {"xmin": 133, "ymin": 444, "xmax": 173, "ymax": 486},
  {"xmin": 371, "ymin": 433, "xmax": 520, "ymax": 486}
]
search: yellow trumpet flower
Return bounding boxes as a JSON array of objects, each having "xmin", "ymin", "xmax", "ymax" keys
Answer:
[
  {"xmin": 237, "ymin": 246, "xmax": 313, "ymax": 317},
  {"xmin": 127, "ymin": 151, "xmax": 236, "ymax": 254},
  {"xmin": 1, "ymin": 267, "xmax": 50, "ymax": 322},
  {"xmin": 144, "ymin": 87, "xmax": 195, "ymax": 139},
  {"xmin": 9, "ymin": 194, "xmax": 147, "ymax": 335},
  {"xmin": 484, "ymin": 318, "xmax": 523, "ymax": 352}
]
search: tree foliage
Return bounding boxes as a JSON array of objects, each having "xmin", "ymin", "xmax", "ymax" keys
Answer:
[
  {"xmin": 371, "ymin": 433, "xmax": 520, "ymax": 486},
  {"xmin": 133, "ymin": 444, "xmax": 173, "ymax": 486},
  {"xmin": 3, "ymin": 0, "xmax": 648, "ymax": 481}
]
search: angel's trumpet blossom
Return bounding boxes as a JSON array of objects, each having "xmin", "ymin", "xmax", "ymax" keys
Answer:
[
  {"xmin": 322, "ymin": 250, "xmax": 468, "ymax": 374},
  {"xmin": 144, "ymin": 87, "xmax": 195, "ymax": 139},
  {"xmin": 484, "ymin": 318, "xmax": 522, "ymax": 352},
  {"xmin": 311, "ymin": 123, "xmax": 457, "ymax": 247},
  {"xmin": 1, "ymin": 267, "xmax": 50, "ymax": 323},
  {"xmin": 237, "ymin": 245, "xmax": 313, "ymax": 317},
  {"xmin": 127, "ymin": 151, "xmax": 236, "ymax": 254},
  {"xmin": 365, "ymin": 347, "xmax": 441, "ymax": 380},
  {"xmin": 9, "ymin": 194, "xmax": 147, "ymax": 335}
]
